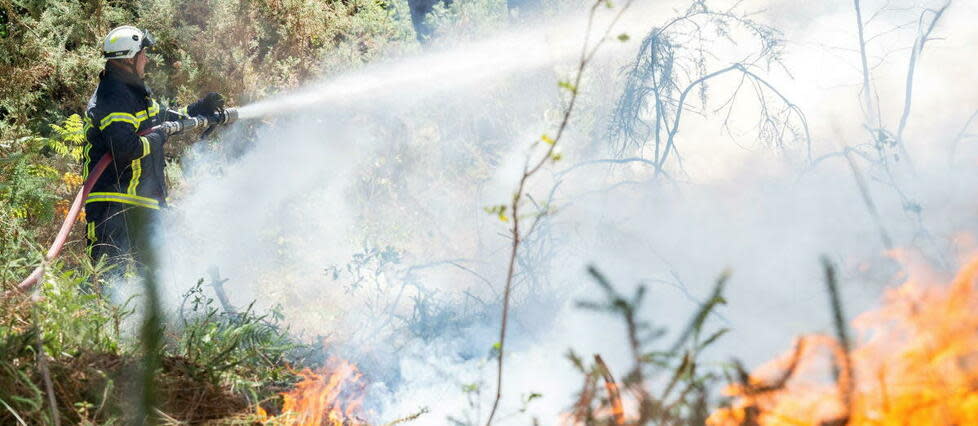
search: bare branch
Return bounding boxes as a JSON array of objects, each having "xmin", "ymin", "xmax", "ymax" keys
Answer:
[
  {"xmin": 594, "ymin": 355, "xmax": 625, "ymax": 425},
  {"xmin": 658, "ymin": 63, "xmax": 810, "ymax": 174},
  {"xmin": 949, "ymin": 109, "xmax": 978, "ymax": 166},
  {"xmin": 821, "ymin": 256, "xmax": 854, "ymax": 421},
  {"xmin": 894, "ymin": 1, "xmax": 951, "ymax": 166},
  {"xmin": 854, "ymin": 0, "xmax": 880, "ymax": 129},
  {"xmin": 840, "ymin": 142, "xmax": 894, "ymax": 250}
]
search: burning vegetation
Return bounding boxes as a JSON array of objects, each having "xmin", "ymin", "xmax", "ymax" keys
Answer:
[
  {"xmin": 259, "ymin": 360, "xmax": 367, "ymax": 425},
  {"xmin": 709, "ymin": 252, "xmax": 978, "ymax": 425}
]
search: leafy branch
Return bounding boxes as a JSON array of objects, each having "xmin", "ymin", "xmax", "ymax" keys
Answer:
[{"xmin": 484, "ymin": 1, "xmax": 634, "ymax": 424}]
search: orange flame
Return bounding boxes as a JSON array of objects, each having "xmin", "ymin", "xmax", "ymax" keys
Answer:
[
  {"xmin": 260, "ymin": 358, "xmax": 367, "ymax": 425},
  {"xmin": 709, "ymin": 253, "xmax": 978, "ymax": 425}
]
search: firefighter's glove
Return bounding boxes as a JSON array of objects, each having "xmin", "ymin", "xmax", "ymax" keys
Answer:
[
  {"xmin": 188, "ymin": 92, "xmax": 225, "ymax": 117},
  {"xmin": 159, "ymin": 121, "xmax": 182, "ymax": 136},
  {"xmin": 145, "ymin": 127, "xmax": 169, "ymax": 146}
]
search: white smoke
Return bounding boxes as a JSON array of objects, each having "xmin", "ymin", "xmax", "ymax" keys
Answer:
[{"xmin": 153, "ymin": 0, "xmax": 978, "ymax": 422}]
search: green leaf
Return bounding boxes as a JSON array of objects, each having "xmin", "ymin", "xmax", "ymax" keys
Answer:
[
  {"xmin": 557, "ymin": 80, "xmax": 578, "ymax": 94},
  {"xmin": 697, "ymin": 328, "xmax": 730, "ymax": 351},
  {"xmin": 617, "ymin": 33, "xmax": 630, "ymax": 42}
]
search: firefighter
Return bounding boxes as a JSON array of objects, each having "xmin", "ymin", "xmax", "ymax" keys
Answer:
[{"xmin": 83, "ymin": 26, "xmax": 224, "ymax": 269}]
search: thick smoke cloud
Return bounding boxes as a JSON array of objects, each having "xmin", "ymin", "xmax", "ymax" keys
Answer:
[{"xmin": 152, "ymin": 0, "xmax": 978, "ymax": 422}]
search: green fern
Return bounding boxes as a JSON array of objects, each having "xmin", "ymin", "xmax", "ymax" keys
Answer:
[{"xmin": 45, "ymin": 114, "xmax": 86, "ymax": 162}]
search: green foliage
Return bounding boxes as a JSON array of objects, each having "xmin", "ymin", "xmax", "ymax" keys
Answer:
[
  {"xmin": 177, "ymin": 280, "xmax": 303, "ymax": 402},
  {"xmin": 138, "ymin": 0, "xmax": 412, "ymax": 107},
  {"xmin": 483, "ymin": 204, "xmax": 509, "ymax": 222},
  {"xmin": 569, "ymin": 265, "xmax": 728, "ymax": 424},
  {"xmin": 424, "ymin": 0, "xmax": 509, "ymax": 39},
  {"xmin": 0, "ymin": 152, "xmax": 59, "ymax": 224},
  {"xmin": 0, "ymin": 326, "xmax": 48, "ymax": 424},
  {"xmin": 1, "ymin": 113, "xmax": 100, "ymax": 286},
  {"xmin": 0, "ymin": 260, "xmax": 129, "ymax": 425},
  {"xmin": 326, "ymin": 244, "xmax": 403, "ymax": 293},
  {"xmin": 0, "ymin": 0, "xmax": 410, "ymax": 139},
  {"xmin": 557, "ymin": 80, "xmax": 577, "ymax": 94},
  {"xmin": 0, "ymin": 263, "xmax": 315, "ymax": 423},
  {"xmin": 33, "ymin": 263, "xmax": 132, "ymax": 357},
  {"xmin": 44, "ymin": 114, "xmax": 86, "ymax": 162}
]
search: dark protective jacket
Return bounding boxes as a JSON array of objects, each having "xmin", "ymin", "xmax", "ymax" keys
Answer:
[
  {"xmin": 82, "ymin": 66, "xmax": 205, "ymax": 211},
  {"xmin": 83, "ymin": 66, "xmax": 171, "ymax": 210}
]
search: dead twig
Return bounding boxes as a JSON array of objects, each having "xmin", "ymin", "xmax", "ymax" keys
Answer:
[
  {"xmin": 822, "ymin": 256, "xmax": 854, "ymax": 423},
  {"xmin": 657, "ymin": 64, "xmax": 810, "ymax": 175},
  {"xmin": 594, "ymin": 355, "xmax": 625, "ymax": 425},
  {"xmin": 838, "ymin": 141, "xmax": 894, "ymax": 250},
  {"xmin": 894, "ymin": 1, "xmax": 951, "ymax": 167},
  {"xmin": 949, "ymin": 109, "xmax": 978, "ymax": 167},
  {"xmin": 383, "ymin": 407, "xmax": 430, "ymax": 425},
  {"xmin": 570, "ymin": 369, "xmax": 598, "ymax": 423},
  {"xmin": 853, "ymin": 0, "xmax": 880, "ymax": 131},
  {"xmin": 734, "ymin": 336, "xmax": 807, "ymax": 395}
]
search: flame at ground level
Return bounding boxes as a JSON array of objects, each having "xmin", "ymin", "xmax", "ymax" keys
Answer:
[
  {"xmin": 259, "ymin": 359, "xmax": 367, "ymax": 425},
  {"xmin": 709, "ymin": 253, "xmax": 978, "ymax": 425}
]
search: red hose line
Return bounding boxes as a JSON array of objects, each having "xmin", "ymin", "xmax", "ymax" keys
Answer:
[
  {"xmin": 9, "ymin": 125, "xmax": 170, "ymax": 295},
  {"xmin": 12, "ymin": 154, "xmax": 113, "ymax": 293},
  {"xmin": 9, "ymin": 119, "xmax": 209, "ymax": 295},
  {"xmin": 10, "ymin": 124, "xmax": 171, "ymax": 294}
]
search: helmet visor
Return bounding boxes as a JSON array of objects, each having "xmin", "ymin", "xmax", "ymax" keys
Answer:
[{"xmin": 140, "ymin": 29, "xmax": 156, "ymax": 51}]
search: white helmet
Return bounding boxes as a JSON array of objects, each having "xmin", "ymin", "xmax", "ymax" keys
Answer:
[{"xmin": 102, "ymin": 26, "xmax": 155, "ymax": 59}]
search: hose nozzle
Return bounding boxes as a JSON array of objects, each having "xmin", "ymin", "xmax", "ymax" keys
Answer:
[
  {"xmin": 142, "ymin": 108, "xmax": 240, "ymax": 138},
  {"xmin": 212, "ymin": 107, "xmax": 238, "ymax": 126}
]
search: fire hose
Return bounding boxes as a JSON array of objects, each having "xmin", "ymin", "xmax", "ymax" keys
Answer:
[{"xmin": 10, "ymin": 108, "xmax": 238, "ymax": 294}]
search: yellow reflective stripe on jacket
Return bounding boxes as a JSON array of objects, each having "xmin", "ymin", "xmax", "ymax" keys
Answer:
[
  {"xmin": 135, "ymin": 101, "xmax": 160, "ymax": 122},
  {"xmin": 127, "ymin": 137, "xmax": 151, "ymax": 194},
  {"xmin": 86, "ymin": 221, "xmax": 96, "ymax": 256},
  {"xmin": 99, "ymin": 112, "xmax": 139, "ymax": 130},
  {"xmin": 85, "ymin": 192, "xmax": 160, "ymax": 210},
  {"xmin": 98, "ymin": 102, "xmax": 158, "ymax": 131},
  {"xmin": 82, "ymin": 143, "xmax": 93, "ymax": 179}
]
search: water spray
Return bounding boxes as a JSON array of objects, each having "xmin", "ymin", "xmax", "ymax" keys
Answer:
[{"xmin": 9, "ymin": 108, "xmax": 241, "ymax": 294}]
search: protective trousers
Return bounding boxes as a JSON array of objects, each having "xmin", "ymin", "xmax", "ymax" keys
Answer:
[{"xmin": 86, "ymin": 202, "xmax": 158, "ymax": 272}]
